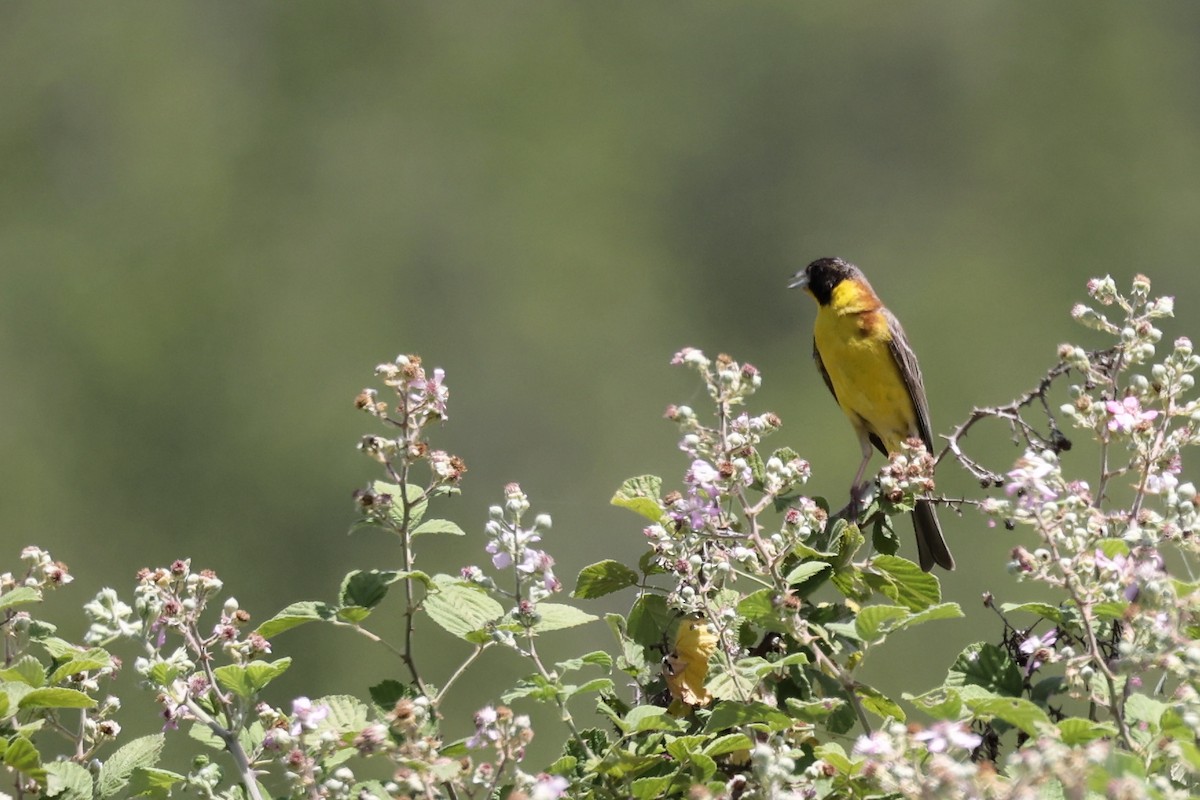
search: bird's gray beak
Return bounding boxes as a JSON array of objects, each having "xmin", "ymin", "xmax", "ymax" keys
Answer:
[{"xmin": 787, "ymin": 271, "xmax": 808, "ymax": 290}]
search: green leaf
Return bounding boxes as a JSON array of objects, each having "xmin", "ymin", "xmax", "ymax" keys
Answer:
[
  {"xmin": 424, "ymin": 575, "xmax": 504, "ymax": 641},
  {"xmin": 812, "ymin": 742, "xmax": 859, "ymax": 776},
  {"xmin": 49, "ymin": 648, "xmax": 114, "ymax": 686},
  {"xmin": 855, "ymin": 605, "xmax": 911, "ymax": 642},
  {"xmin": 856, "ymin": 684, "xmax": 906, "ymax": 722},
  {"xmin": 946, "ymin": 642, "xmax": 1023, "ymax": 697},
  {"xmin": 785, "ymin": 696, "xmax": 847, "ymax": 722},
  {"xmin": 621, "ymin": 705, "xmax": 685, "ymax": 733},
  {"xmin": 704, "ymin": 700, "xmax": 792, "ymax": 733},
  {"xmin": 999, "ymin": 601, "xmax": 1065, "ymax": 623},
  {"xmin": 894, "ymin": 602, "xmax": 964, "ymax": 632},
  {"xmin": 0, "ymin": 655, "xmax": 46, "ymax": 687},
  {"xmin": 127, "ymin": 767, "xmax": 185, "ymax": 798},
  {"xmin": 19, "ymin": 687, "xmax": 96, "ymax": 711},
  {"xmin": 1057, "ymin": 717, "xmax": 1117, "ymax": 745},
  {"xmin": 704, "ymin": 732, "xmax": 753, "ymax": 757},
  {"xmin": 0, "ymin": 586, "xmax": 42, "ymax": 613},
  {"xmin": 254, "ymin": 600, "xmax": 337, "ymax": 638},
  {"xmin": 97, "ymin": 734, "xmax": 164, "ymax": 799},
  {"xmin": 45, "ymin": 760, "xmax": 93, "ymax": 800},
  {"xmin": 611, "ymin": 475, "xmax": 665, "ymax": 523},
  {"xmin": 4, "ymin": 736, "xmax": 45, "ymax": 782},
  {"xmin": 631, "ymin": 776, "xmax": 673, "ymax": 800},
  {"xmin": 556, "ymin": 651, "xmax": 613, "ymax": 673},
  {"xmin": 785, "ymin": 560, "xmax": 831, "ymax": 586},
  {"xmin": 903, "ymin": 688, "xmax": 963, "ymax": 720},
  {"xmin": 966, "ymin": 694, "xmax": 1051, "ymax": 737},
  {"xmin": 573, "ymin": 560, "xmax": 640, "ymax": 599},
  {"xmin": 627, "ymin": 593, "xmax": 673, "ymax": 649},
  {"xmin": 865, "ymin": 554, "xmax": 941, "ymax": 611},
  {"xmin": 317, "ymin": 694, "xmax": 370, "ymax": 733},
  {"xmin": 412, "ymin": 518, "xmax": 466, "ymax": 537},
  {"xmin": 531, "ymin": 603, "xmax": 599, "ymax": 633},
  {"xmin": 340, "ymin": 569, "xmax": 404, "ymax": 609},
  {"xmin": 375, "ymin": 481, "xmax": 429, "ymax": 529},
  {"xmin": 213, "ymin": 658, "xmax": 292, "ymax": 700},
  {"xmin": 369, "ymin": 679, "xmax": 414, "ymax": 711}
]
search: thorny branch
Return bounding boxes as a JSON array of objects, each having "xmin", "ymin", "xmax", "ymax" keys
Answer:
[{"xmin": 935, "ymin": 346, "xmax": 1121, "ymax": 485}]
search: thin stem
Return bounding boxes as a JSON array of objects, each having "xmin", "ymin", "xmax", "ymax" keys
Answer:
[{"xmin": 435, "ymin": 644, "xmax": 492, "ymax": 705}]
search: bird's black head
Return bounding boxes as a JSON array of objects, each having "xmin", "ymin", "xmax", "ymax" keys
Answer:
[{"xmin": 787, "ymin": 257, "xmax": 861, "ymax": 306}]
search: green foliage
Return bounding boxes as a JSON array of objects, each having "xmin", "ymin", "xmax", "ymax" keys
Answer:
[{"xmin": 3, "ymin": 278, "xmax": 1199, "ymax": 798}]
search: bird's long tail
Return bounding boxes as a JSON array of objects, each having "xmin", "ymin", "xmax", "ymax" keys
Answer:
[{"xmin": 912, "ymin": 499, "xmax": 955, "ymax": 572}]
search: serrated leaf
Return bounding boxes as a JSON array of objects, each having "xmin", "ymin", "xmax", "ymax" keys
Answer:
[
  {"xmin": 412, "ymin": 518, "xmax": 466, "ymax": 537},
  {"xmin": 531, "ymin": 603, "xmax": 599, "ymax": 633},
  {"xmin": 785, "ymin": 560, "xmax": 831, "ymax": 586},
  {"xmin": 966, "ymin": 694, "xmax": 1050, "ymax": 736},
  {"xmin": 622, "ymin": 705, "xmax": 685, "ymax": 733},
  {"xmin": 316, "ymin": 694, "xmax": 370, "ymax": 733},
  {"xmin": 97, "ymin": 734, "xmax": 164, "ymax": 798},
  {"xmin": 999, "ymin": 601, "xmax": 1065, "ymax": 623},
  {"xmin": 903, "ymin": 688, "xmax": 963, "ymax": 720},
  {"xmin": 611, "ymin": 475, "xmax": 665, "ymax": 523},
  {"xmin": 49, "ymin": 648, "xmax": 114, "ymax": 686},
  {"xmin": 631, "ymin": 775, "xmax": 673, "ymax": 800},
  {"xmin": 573, "ymin": 560, "xmax": 639, "ymax": 599},
  {"xmin": 855, "ymin": 605, "xmax": 911, "ymax": 642},
  {"xmin": 368, "ymin": 679, "xmax": 414, "ymax": 711},
  {"xmin": 4, "ymin": 735, "xmax": 44, "ymax": 783},
  {"xmin": 373, "ymin": 481, "xmax": 428, "ymax": 529},
  {"xmin": 946, "ymin": 642, "xmax": 1023, "ymax": 697},
  {"xmin": 866, "ymin": 555, "xmax": 941, "ymax": 611},
  {"xmin": 19, "ymin": 687, "xmax": 96, "ymax": 710},
  {"xmin": 812, "ymin": 742, "xmax": 858, "ymax": 775},
  {"xmin": 0, "ymin": 586, "xmax": 42, "ymax": 613},
  {"xmin": 1057, "ymin": 717, "xmax": 1117, "ymax": 745},
  {"xmin": 424, "ymin": 575, "xmax": 504, "ymax": 641},
  {"xmin": 894, "ymin": 602, "xmax": 964, "ymax": 632},
  {"xmin": 214, "ymin": 657, "xmax": 292, "ymax": 699},
  {"xmin": 127, "ymin": 767, "xmax": 185, "ymax": 798},
  {"xmin": 856, "ymin": 684, "xmax": 906, "ymax": 722},
  {"xmin": 339, "ymin": 569, "xmax": 403, "ymax": 609},
  {"xmin": 45, "ymin": 760, "xmax": 93, "ymax": 800},
  {"xmin": 703, "ymin": 700, "xmax": 791, "ymax": 733},
  {"xmin": 627, "ymin": 593, "xmax": 673, "ymax": 649},
  {"xmin": 254, "ymin": 600, "xmax": 337, "ymax": 638},
  {"xmin": 0, "ymin": 655, "xmax": 46, "ymax": 687},
  {"xmin": 785, "ymin": 696, "xmax": 846, "ymax": 722},
  {"xmin": 704, "ymin": 732, "xmax": 753, "ymax": 757}
]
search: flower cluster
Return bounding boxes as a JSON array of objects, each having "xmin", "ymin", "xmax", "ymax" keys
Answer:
[
  {"xmin": 465, "ymin": 483, "xmax": 562, "ymax": 610},
  {"xmin": 646, "ymin": 349, "xmax": 818, "ymax": 611},
  {"xmin": 877, "ymin": 437, "xmax": 937, "ymax": 506}
]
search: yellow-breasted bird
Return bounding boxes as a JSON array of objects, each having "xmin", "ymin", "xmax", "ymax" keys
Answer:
[{"xmin": 789, "ymin": 257, "xmax": 955, "ymax": 571}]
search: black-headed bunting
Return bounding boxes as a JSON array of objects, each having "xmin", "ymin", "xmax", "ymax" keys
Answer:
[{"xmin": 789, "ymin": 257, "xmax": 955, "ymax": 571}]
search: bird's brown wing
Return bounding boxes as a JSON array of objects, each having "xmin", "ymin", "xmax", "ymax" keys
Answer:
[{"xmin": 882, "ymin": 307, "xmax": 934, "ymax": 452}]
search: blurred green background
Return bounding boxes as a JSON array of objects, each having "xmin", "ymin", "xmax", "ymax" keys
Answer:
[{"xmin": 3, "ymin": 1, "xmax": 1200, "ymax": 769}]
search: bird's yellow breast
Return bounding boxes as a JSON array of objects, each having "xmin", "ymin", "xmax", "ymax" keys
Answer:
[{"xmin": 814, "ymin": 283, "xmax": 917, "ymax": 453}]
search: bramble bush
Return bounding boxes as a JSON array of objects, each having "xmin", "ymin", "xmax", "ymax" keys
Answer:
[{"xmin": 2, "ymin": 274, "xmax": 1198, "ymax": 799}]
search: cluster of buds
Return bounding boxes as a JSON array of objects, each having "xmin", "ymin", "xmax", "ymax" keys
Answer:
[
  {"xmin": 466, "ymin": 705, "xmax": 532, "ymax": 756},
  {"xmin": 467, "ymin": 483, "xmax": 562, "ymax": 608},
  {"xmin": 650, "ymin": 349, "xmax": 821, "ymax": 609},
  {"xmin": 670, "ymin": 348, "xmax": 763, "ymax": 407},
  {"xmin": 850, "ymin": 721, "xmax": 983, "ymax": 796},
  {"xmin": 9, "ymin": 545, "xmax": 73, "ymax": 590},
  {"xmin": 355, "ymin": 354, "xmax": 466, "ymax": 503},
  {"xmin": 877, "ymin": 438, "xmax": 936, "ymax": 506}
]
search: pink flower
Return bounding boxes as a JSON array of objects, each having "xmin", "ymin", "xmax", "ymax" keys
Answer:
[{"xmin": 1105, "ymin": 396, "xmax": 1157, "ymax": 433}]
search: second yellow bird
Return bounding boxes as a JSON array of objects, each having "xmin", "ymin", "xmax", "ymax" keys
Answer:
[{"xmin": 789, "ymin": 257, "xmax": 955, "ymax": 572}]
